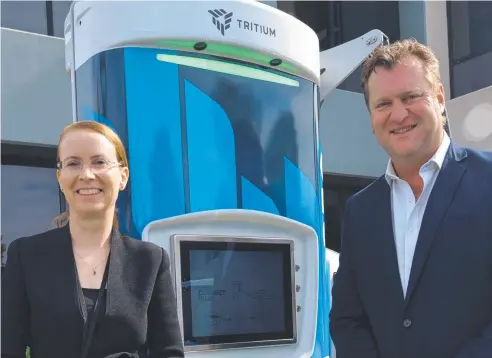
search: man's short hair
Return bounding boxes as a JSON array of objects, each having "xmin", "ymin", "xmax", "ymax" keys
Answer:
[{"xmin": 361, "ymin": 39, "xmax": 441, "ymax": 106}]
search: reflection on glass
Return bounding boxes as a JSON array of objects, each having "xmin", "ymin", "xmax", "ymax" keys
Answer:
[{"xmin": 1, "ymin": 165, "xmax": 61, "ymax": 265}]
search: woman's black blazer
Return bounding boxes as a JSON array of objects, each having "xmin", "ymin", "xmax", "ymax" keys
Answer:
[{"xmin": 1, "ymin": 225, "xmax": 185, "ymax": 358}]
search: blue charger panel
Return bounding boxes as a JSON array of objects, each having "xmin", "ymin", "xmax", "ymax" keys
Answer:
[{"xmin": 74, "ymin": 47, "xmax": 331, "ymax": 357}]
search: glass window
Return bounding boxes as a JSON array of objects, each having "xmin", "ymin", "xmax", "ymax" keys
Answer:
[
  {"xmin": 52, "ymin": 0, "xmax": 73, "ymax": 38},
  {"xmin": 448, "ymin": 2, "xmax": 492, "ymax": 97},
  {"xmin": 451, "ymin": 52, "xmax": 492, "ymax": 98},
  {"xmin": 279, "ymin": 1, "xmax": 340, "ymax": 51},
  {"xmin": 448, "ymin": 2, "xmax": 492, "ymax": 63},
  {"xmin": 323, "ymin": 175, "xmax": 375, "ymax": 252},
  {"xmin": 278, "ymin": 1, "xmax": 340, "ymax": 51},
  {"xmin": 1, "ymin": 0, "xmax": 48, "ymax": 35},
  {"xmin": 279, "ymin": 1, "xmax": 400, "ymax": 93},
  {"xmin": 1, "ymin": 165, "xmax": 61, "ymax": 266},
  {"xmin": 324, "ymin": 189, "xmax": 342, "ymax": 253},
  {"xmin": 337, "ymin": 1, "xmax": 401, "ymax": 93}
]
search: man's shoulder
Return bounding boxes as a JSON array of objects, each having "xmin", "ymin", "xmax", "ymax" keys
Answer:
[
  {"xmin": 462, "ymin": 146, "xmax": 492, "ymax": 167},
  {"xmin": 345, "ymin": 175, "xmax": 388, "ymax": 211},
  {"xmin": 460, "ymin": 146, "xmax": 492, "ymax": 192}
]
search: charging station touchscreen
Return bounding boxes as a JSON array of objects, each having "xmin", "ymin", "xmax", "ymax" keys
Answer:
[
  {"xmin": 190, "ymin": 249, "xmax": 284, "ymax": 336},
  {"xmin": 178, "ymin": 238, "xmax": 295, "ymax": 347}
]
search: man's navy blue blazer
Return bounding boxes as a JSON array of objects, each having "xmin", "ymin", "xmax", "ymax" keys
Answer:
[{"xmin": 330, "ymin": 141, "xmax": 492, "ymax": 358}]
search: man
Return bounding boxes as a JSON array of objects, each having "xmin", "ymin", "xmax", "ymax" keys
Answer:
[{"xmin": 329, "ymin": 39, "xmax": 492, "ymax": 358}]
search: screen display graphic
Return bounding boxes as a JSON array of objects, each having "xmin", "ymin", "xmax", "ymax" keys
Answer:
[
  {"xmin": 189, "ymin": 249, "xmax": 285, "ymax": 336},
  {"xmin": 177, "ymin": 236, "xmax": 296, "ymax": 349}
]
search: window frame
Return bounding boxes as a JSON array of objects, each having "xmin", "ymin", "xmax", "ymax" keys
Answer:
[
  {"xmin": 1, "ymin": 141, "xmax": 66, "ymax": 268},
  {"xmin": 447, "ymin": 1, "xmax": 492, "ymax": 65},
  {"xmin": 446, "ymin": 1, "xmax": 492, "ymax": 98},
  {"xmin": 0, "ymin": 0, "xmax": 53, "ymax": 36},
  {"xmin": 1, "ymin": 141, "xmax": 66, "ymax": 213},
  {"xmin": 46, "ymin": 1, "xmax": 54, "ymax": 36}
]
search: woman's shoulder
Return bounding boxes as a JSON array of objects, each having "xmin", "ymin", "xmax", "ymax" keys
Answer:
[
  {"xmin": 118, "ymin": 234, "xmax": 170, "ymax": 262},
  {"xmin": 119, "ymin": 233, "xmax": 161, "ymax": 250},
  {"xmin": 11, "ymin": 227, "xmax": 68, "ymax": 249},
  {"xmin": 5, "ymin": 226, "xmax": 69, "ymax": 262}
]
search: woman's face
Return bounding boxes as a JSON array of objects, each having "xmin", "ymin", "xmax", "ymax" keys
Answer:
[{"xmin": 56, "ymin": 130, "xmax": 129, "ymax": 219}]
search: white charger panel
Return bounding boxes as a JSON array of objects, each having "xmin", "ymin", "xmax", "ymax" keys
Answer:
[{"xmin": 142, "ymin": 209, "xmax": 319, "ymax": 358}]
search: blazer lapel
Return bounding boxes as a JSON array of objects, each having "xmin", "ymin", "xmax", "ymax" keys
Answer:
[
  {"xmin": 373, "ymin": 178, "xmax": 405, "ymax": 303},
  {"xmin": 105, "ymin": 229, "xmax": 125, "ymax": 317},
  {"xmin": 51, "ymin": 225, "xmax": 86, "ymax": 328},
  {"xmin": 405, "ymin": 144, "xmax": 467, "ymax": 305}
]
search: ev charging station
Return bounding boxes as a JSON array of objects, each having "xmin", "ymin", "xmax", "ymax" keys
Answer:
[{"xmin": 64, "ymin": 1, "xmax": 387, "ymax": 357}]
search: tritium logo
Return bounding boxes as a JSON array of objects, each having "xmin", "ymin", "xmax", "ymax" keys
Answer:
[{"xmin": 208, "ymin": 9, "xmax": 233, "ymax": 36}]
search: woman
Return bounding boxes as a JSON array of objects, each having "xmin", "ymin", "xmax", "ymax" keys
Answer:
[{"xmin": 1, "ymin": 121, "xmax": 184, "ymax": 358}]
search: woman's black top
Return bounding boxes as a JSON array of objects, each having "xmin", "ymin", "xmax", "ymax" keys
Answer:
[{"xmin": 82, "ymin": 288, "xmax": 107, "ymax": 323}]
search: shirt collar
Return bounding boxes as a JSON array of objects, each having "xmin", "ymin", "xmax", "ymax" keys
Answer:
[{"xmin": 385, "ymin": 132, "xmax": 451, "ymax": 184}]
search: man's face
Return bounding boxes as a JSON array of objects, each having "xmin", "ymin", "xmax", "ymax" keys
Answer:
[{"xmin": 367, "ymin": 56, "xmax": 445, "ymax": 164}]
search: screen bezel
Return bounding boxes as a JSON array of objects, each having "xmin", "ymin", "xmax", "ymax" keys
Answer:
[{"xmin": 171, "ymin": 234, "xmax": 297, "ymax": 352}]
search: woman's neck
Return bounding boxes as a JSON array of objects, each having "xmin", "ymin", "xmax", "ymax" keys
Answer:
[{"xmin": 69, "ymin": 211, "xmax": 114, "ymax": 251}]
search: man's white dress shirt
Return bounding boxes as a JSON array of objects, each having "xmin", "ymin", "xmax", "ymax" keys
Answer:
[{"xmin": 384, "ymin": 133, "xmax": 451, "ymax": 297}]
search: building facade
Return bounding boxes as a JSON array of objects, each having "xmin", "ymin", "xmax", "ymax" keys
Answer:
[{"xmin": 2, "ymin": 0, "xmax": 492, "ymax": 263}]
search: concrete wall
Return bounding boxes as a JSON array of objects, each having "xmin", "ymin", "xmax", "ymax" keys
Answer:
[
  {"xmin": 1, "ymin": 28, "xmax": 72, "ymax": 146},
  {"xmin": 399, "ymin": 1, "xmax": 426, "ymax": 44},
  {"xmin": 319, "ymin": 89, "xmax": 388, "ymax": 177},
  {"xmin": 422, "ymin": 0, "xmax": 451, "ymax": 100},
  {"xmin": 446, "ymin": 86, "xmax": 492, "ymax": 151}
]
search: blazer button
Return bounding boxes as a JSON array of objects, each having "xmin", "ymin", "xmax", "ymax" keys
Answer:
[{"xmin": 403, "ymin": 319, "xmax": 412, "ymax": 328}]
